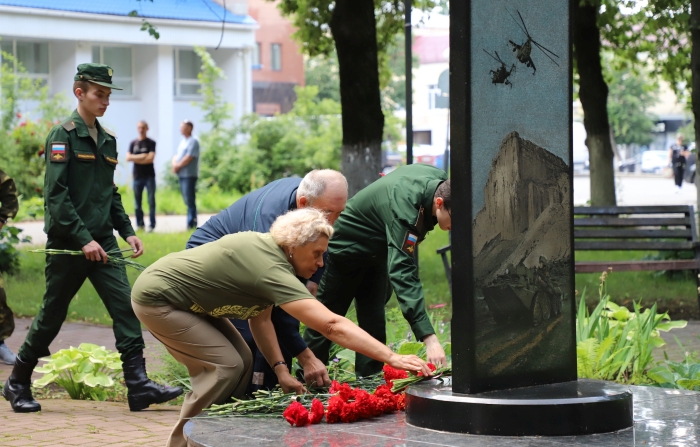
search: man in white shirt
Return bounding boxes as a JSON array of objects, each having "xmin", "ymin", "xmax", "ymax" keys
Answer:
[{"xmin": 172, "ymin": 120, "xmax": 200, "ymax": 230}]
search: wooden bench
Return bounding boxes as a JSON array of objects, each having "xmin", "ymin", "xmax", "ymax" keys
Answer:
[{"xmin": 436, "ymin": 205, "xmax": 700, "ymax": 306}]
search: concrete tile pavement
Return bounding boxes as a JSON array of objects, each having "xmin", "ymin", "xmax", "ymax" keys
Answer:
[{"xmin": 1, "ymin": 319, "xmax": 179, "ymax": 447}]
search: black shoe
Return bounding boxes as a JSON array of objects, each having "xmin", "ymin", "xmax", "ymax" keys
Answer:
[
  {"xmin": 122, "ymin": 352, "xmax": 183, "ymax": 411},
  {"xmin": 3, "ymin": 356, "xmax": 41, "ymax": 413}
]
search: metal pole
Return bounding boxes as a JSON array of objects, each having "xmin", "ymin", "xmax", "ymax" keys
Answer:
[{"xmin": 405, "ymin": 0, "xmax": 413, "ymax": 165}]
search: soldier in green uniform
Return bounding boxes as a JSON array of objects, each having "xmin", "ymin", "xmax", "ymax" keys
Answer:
[
  {"xmin": 3, "ymin": 64, "xmax": 182, "ymax": 413},
  {"xmin": 304, "ymin": 163, "xmax": 451, "ymax": 377},
  {"xmin": 0, "ymin": 169, "xmax": 19, "ymax": 365}
]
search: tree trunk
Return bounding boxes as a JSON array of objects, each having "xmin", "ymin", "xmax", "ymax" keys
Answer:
[
  {"xmin": 572, "ymin": 0, "xmax": 617, "ymax": 206},
  {"xmin": 330, "ymin": 0, "xmax": 385, "ymax": 197},
  {"xmin": 692, "ymin": 0, "xmax": 700, "ymax": 228}
]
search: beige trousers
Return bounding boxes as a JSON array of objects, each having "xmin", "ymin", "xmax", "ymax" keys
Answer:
[{"xmin": 131, "ymin": 301, "xmax": 253, "ymax": 447}]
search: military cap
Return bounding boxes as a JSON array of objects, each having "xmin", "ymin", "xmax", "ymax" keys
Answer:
[{"xmin": 74, "ymin": 63, "xmax": 123, "ymax": 90}]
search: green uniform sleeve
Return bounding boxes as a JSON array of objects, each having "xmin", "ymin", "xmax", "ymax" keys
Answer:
[
  {"xmin": 110, "ymin": 184, "xmax": 135, "ymax": 240},
  {"xmin": 0, "ymin": 169, "xmax": 19, "ymax": 221},
  {"xmin": 44, "ymin": 131, "xmax": 94, "ymax": 247},
  {"xmin": 385, "ymin": 219, "xmax": 435, "ymax": 341}
]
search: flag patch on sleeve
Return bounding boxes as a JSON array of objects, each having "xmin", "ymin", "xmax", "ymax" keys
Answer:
[
  {"xmin": 402, "ymin": 232, "xmax": 419, "ymax": 254},
  {"xmin": 50, "ymin": 142, "xmax": 68, "ymax": 162}
]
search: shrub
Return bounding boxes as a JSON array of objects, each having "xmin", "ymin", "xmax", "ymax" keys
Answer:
[
  {"xmin": 33, "ymin": 343, "xmax": 123, "ymax": 401},
  {"xmin": 0, "ymin": 226, "xmax": 31, "ymax": 274}
]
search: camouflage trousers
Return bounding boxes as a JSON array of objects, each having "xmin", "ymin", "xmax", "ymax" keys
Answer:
[{"xmin": 0, "ymin": 271, "xmax": 15, "ymax": 342}]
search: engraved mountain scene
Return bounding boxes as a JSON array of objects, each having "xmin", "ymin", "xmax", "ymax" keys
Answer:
[{"xmin": 472, "ymin": 131, "xmax": 573, "ymax": 377}]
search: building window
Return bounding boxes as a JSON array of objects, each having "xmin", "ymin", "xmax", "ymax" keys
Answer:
[
  {"xmin": 0, "ymin": 40, "xmax": 49, "ymax": 86},
  {"xmin": 414, "ymin": 130, "xmax": 432, "ymax": 145},
  {"xmin": 253, "ymin": 42, "xmax": 262, "ymax": 70},
  {"xmin": 271, "ymin": 43, "xmax": 281, "ymax": 71},
  {"xmin": 174, "ymin": 49, "xmax": 202, "ymax": 97},
  {"xmin": 92, "ymin": 46, "xmax": 133, "ymax": 95}
]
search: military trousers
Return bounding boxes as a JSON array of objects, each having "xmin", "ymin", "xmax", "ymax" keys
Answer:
[
  {"xmin": 18, "ymin": 235, "xmax": 145, "ymax": 363},
  {"xmin": 303, "ymin": 253, "xmax": 392, "ymax": 377},
  {"xmin": 0, "ymin": 271, "xmax": 15, "ymax": 342}
]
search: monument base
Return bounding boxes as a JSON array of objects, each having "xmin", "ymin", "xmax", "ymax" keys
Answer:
[{"xmin": 405, "ymin": 378, "xmax": 633, "ymax": 436}]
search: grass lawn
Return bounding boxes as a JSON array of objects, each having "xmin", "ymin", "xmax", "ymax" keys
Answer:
[{"xmin": 5, "ymin": 229, "xmax": 697, "ymax": 325}]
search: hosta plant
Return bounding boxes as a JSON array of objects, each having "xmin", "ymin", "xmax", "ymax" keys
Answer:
[{"xmin": 33, "ymin": 343, "xmax": 123, "ymax": 401}]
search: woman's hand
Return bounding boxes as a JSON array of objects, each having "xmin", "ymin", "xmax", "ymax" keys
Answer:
[
  {"xmin": 387, "ymin": 353, "xmax": 433, "ymax": 377},
  {"xmin": 276, "ymin": 366, "xmax": 306, "ymax": 394}
]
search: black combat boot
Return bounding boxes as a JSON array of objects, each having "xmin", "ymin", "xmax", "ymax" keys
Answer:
[
  {"xmin": 122, "ymin": 352, "xmax": 183, "ymax": 411},
  {"xmin": 3, "ymin": 355, "xmax": 41, "ymax": 413}
]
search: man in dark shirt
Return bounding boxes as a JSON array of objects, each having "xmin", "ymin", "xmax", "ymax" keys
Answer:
[
  {"xmin": 187, "ymin": 169, "xmax": 347, "ymax": 393},
  {"xmin": 126, "ymin": 121, "xmax": 156, "ymax": 231}
]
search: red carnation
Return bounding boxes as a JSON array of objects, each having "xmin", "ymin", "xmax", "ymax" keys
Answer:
[
  {"xmin": 326, "ymin": 395, "xmax": 346, "ymax": 424},
  {"xmin": 340, "ymin": 401, "xmax": 360, "ymax": 423},
  {"xmin": 383, "ymin": 364, "xmax": 408, "ymax": 385},
  {"xmin": 329, "ymin": 380, "xmax": 354, "ymax": 401},
  {"xmin": 417, "ymin": 363, "xmax": 438, "ymax": 377},
  {"xmin": 373, "ymin": 384, "xmax": 399, "ymax": 413},
  {"xmin": 396, "ymin": 392, "xmax": 406, "ymax": 411},
  {"xmin": 283, "ymin": 401, "xmax": 310, "ymax": 427},
  {"xmin": 309, "ymin": 398, "xmax": 324, "ymax": 424}
]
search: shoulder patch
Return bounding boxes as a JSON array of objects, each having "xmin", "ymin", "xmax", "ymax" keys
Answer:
[
  {"xmin": 104, "ymin": 127, "xmax": 117, "ymax": 138},
  {"xmin": 402, "ymin": 231, "xmax": 419, "ymax": 255},
  {"xmin": 61, "ymin": 120, "xmax": 76, "ymax": 132},
  {"xmin": 50, "ymin": 142, "xmax": 69, "ymax": 163}
]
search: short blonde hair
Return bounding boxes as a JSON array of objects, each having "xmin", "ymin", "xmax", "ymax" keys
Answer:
[{"xmin": 270, "ymin": 208, "xmax": 334, "ymax": 248}]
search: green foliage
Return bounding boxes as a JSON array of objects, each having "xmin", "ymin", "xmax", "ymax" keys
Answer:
[
  {"xmin": 648, "ymin": 339, "xmax": 700, "ymax": 391},
  {"xmin": 576, "ymin": 277, "xmax": 687, "ymax": 384},
  {"xmin": 193, "ymin": 46, "xmax": 342, "ymax": 193},
  {"xmin": 606, "ymin": 62, "xmax": 658, "ymax": 146},
  {"xmin": 33, "ymin": 343, "xmax": 123, "ymax": 401},
  {"xmin": 149, "ymin": 346, "xmax": 192, "ymax": 394},
  {"xmin": 0, "ymin": 48, "xmax": 70, "ymax": 199},
  {"xmin": 0, "ymin": 226, "xmax": 30, "ymax": 274}
]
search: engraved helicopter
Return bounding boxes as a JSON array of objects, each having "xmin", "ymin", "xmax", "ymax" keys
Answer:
[
  {"xmin": 483, "ymin": 49, "xmax": 516, "ymax": 88},
  {"xmin": 508, "ymin": 9, "xmax": 559, "ymax": 75}
]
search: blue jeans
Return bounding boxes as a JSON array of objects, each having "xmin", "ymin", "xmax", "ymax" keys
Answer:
[
  {"xmin": 133, "ymin": 177, "xmax": 156, "ymax": 229},
  {"xmin": 178, "ymin": 177, "xmax": 197, "ymax": 229}
]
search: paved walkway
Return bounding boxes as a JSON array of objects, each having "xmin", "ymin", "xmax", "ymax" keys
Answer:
[{"xmin": 1, "ymin": 319, "xmax": 179, "ymax": 447}]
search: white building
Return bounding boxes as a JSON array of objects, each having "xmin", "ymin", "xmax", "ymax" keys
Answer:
[{"xmin": 0, "ymin": 0, "xmax": 257, "ymax": 181}]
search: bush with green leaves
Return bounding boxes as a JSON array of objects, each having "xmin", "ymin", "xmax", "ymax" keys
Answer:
[
  {"xmin": 0, "ymin": 226, "xmax": 31, "ymax": 274},
  {"xmin": 647, "ymin": 340, "xmax": 700, "ymax": 391},
  {"xmin": 576, "ymin": 273, "xmax": 686, "ymax": 384},
  {"xmin": 33, "ymin": 343, "xmax": 123, "ymax": 401}
]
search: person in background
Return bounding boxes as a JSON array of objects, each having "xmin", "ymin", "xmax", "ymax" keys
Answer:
[
  {"xmin": 172, "ymin": 120, "xmax": 199, "ymax": 230},
  {"xmin": 0, "ymin": 169, "xmax": 19, "ymax": 365},
  {"xmin": 126, "ymin": 121, "xmax": 157, "ymax": 232},
  {"xmin": 668, "ymin": 134, "xmax": 690, "ymax": 193}
]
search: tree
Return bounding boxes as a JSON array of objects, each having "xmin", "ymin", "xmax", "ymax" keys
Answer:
[
  {"xmin": 277, "ymin": 0, "xmax": 436, "ymax": 195},
  {"xmin": 606, "ymin": 63, "xmax": 658, "ymax": 148},
  {"xmin": 573, "ymin": 0, "xmax": 618, "ymax": 206}
]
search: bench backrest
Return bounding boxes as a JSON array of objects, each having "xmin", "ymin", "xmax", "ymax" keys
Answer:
[{"xmin": 573, "ymin": 205, "xmax": 699, "ymax": 251}]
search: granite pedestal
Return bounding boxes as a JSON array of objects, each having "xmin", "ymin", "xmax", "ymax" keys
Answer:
[{"xmin": 184, "ymin": 381, "xmax": 699, "ymax": 447}]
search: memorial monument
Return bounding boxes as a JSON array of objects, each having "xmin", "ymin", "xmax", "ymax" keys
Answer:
[{"xmin": 405, "ymin": 0, "xmax": 634, "ymax": 435}]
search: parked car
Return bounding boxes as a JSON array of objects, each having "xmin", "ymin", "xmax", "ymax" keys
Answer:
[
  {"xmin": 618, "ymin": 154, "xmax": 641, "ymax": 173},
  {"xmin": 640, "ymin": 150, "xmax": 669, "ymax": 174}
]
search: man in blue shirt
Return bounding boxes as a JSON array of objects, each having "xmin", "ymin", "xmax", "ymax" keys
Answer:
[
  {"xmin": 187, "ymin": 169, "xmax": 347, "ymax": 392},
  {"xmin": 172, "ymin": 120, "xmax": 200, "ymax": 230}
]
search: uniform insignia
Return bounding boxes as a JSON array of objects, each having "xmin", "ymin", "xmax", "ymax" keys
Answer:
[
  {"xmin": 50, "ymin": 142, "xmax": 68, "ymax": 163},
  {"xmin": 402, "ymin": 232, "xmax": 419, "ymax": 254},
  {"xmin": 105, "ymin": 155, "xmax": 118, "ymax": 165},
  {"xmin": 108, "ymin": 68, "xmax": 113, "ymax": 76},
  {"xmin": 61, "ymin": 120, "xmax": 76, "ymax": 131},
  {"xmin": 414, "ymin": 206, "xmax": 425, "ymax": 233},
  {"xmin": 75, "ymin": 152, "xmax": 96, "ymax": 161},
  {"xmin": 103, "ymin": 127, "xmax": 117, "ymax": 138}
]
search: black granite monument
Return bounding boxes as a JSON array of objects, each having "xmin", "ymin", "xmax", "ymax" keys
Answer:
[{"xmin": 405, "ymin": 0, "xmax": 634, "ymax": 436}]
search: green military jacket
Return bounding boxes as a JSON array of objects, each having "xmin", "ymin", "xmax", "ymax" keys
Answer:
[
  {"xmin": 329, "ymin": 163, "xmax": 448, "ymax": 340},
  {"xmin": 0, "ymin": 169, "xmax": 19, "ymax": 223},
  {"xmin": 43, "ymin": 110, "xmax": 134, "ymax": 247}
]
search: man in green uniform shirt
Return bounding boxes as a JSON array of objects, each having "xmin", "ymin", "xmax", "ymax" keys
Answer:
[
  {"xmin": 304, "ymin": 163, "xmax": 451, "ymax": 376},
  {"xmin": 3, "ymin": 64, "xmax": 182, "ymax": 413},
  {"xmin": 0, "ymin": 169, "xmax": 19, "ymax": 365}
]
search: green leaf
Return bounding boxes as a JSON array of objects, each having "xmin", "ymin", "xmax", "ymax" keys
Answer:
[
  {"xmin": 656, "ymin": 320, "xmax": 687, "ymax": 332},
  {"xmin": 397, "ymin": 342, "xmax": 424, "ymax": 356},
  {"xmin": 333, "ymin": 349, "xmax": 355, "ymax": 364},
  {"xmin": 647, "ymin": 366, "xmax": 675, "ymax": 385},
  {"xmin": 83, "ymin": 372, "xmax": 113, "ymax": 388},
  {"xmin": 676, "ymin": 379, "xmax": 700, "ymax": 389},
  {"xmin": 33, "ymin": 372, "xmax": 58, "ymax": 388}
]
